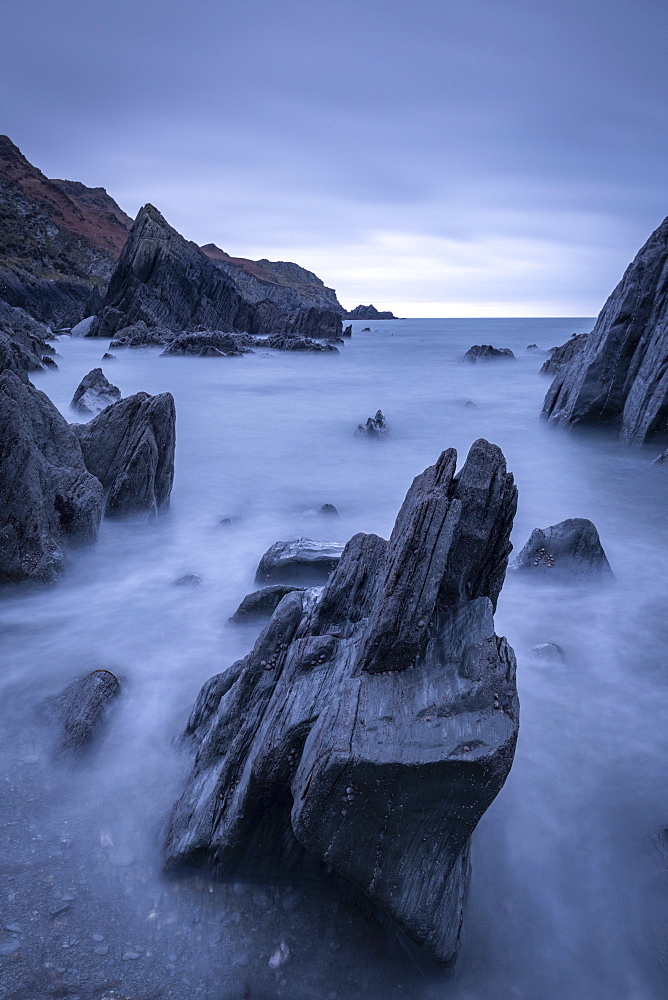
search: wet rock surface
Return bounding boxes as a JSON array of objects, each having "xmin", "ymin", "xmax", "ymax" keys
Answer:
[
  {"xmin": 229, "ymin": 584, "xmax": 306, "ymax": 623},
  {"xmin": 254, "ymin": 538, "xmax": 345, "ymax": 585},
  {"xmin": 542, "ymin": 215, "xmax": 668, "ymax": 443},
  {"xmin": 41, "ymin": 670, "xmax": 121, "ymax": 757},
  {"xmin": 70, "ymin": 368, "xmax": 122, "ymax": 415},
  {"xmin": 73, "ymin": 391, "xmax": 176, "ymax": 517},
  {"xmin": 463, "ymin": 344, "xmax": 515, "ymax": 363},
  {"xmin": 355, "ymin": 410, "xmax": 389, "ymax": 438},
  {"xmin": 0, "ymin": 371, "xmax": 104, "ymax": 584},
  {"xmin": 540, "ymin": 333, "xmax": 589, "ymax": 375},
  {"xmin": 263, "ymin": 334, "xmax": 339, "ymax": 352},
  {"xmin": 512, "ymin": 518, "xmax": 613, "ymax": 579},
  {"xmin": 164, "ymin": 439, "xmax": 519, "ymax": 964}
]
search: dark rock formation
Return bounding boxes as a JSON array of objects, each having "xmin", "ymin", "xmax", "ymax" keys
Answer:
[
  {"xmin": 89, "ymin": 205, "xmax": 342, "ymax": 342},
  {"xmin": 74, "ymin": 391, "xmax": 175, "ymax": 517},
  {"xmin": 342, "ymin": 324, "xmax": 352, "ymax": 337},
  {"xmin": 0, "ymin": 135, "xmax": 131, "ymax": 325},
  {"xmin": 463, "ymin": 345, "xmax": 515, "ymax": 363},
  {"xmin": 0, "ymin": 300, "xmax": 55, "ymax": 380},
  {"xmin": 542, "ymin": 217, "xmax": 668, "ymax": 443},
  {"xmin": 255, "ymin": 538, "xmax": 345, "ymax": 585},
  {"xmin": 0, "ymin": 371, "xmax": 104, "ymax": 584},
  {"xmin": 319, "ymin": 503, "xmax": 340, "ymax": 517},
  {"xmin": 540, "ymin": 333, "xmax": 589, "ymax": 375},
  {"xmin": 70, "ymin": 368, "xmax": 121, "ymax": 415},
  {"xmin": 512, "ymin": 518, "xmax": 613, "ymax": 579},
  {"xmin": 344, "ymin": 304, "xmax": 396, "ymax": 320},
  {"xmin": 263, "ymin": 334, "xmax": 338, "ymax": 353},
  {"xmin": 41, "ymin": 669, "xmax": 121, "ymax": 757},
  {"xmin": 163, "ymin": 439, "xmax": 519, "ymax": 964},
  {"xmin": 109, "ymin": 320, "xmax": 172, "ymax": 349},
  {"xmin": 102, "ymin": 352, "xmax": 116, "ymax": 360},
  {"xmin": 229, "ymin": 584, "xmax": 305, "ymax": 623},
  {"xmin": 161, "ymin": 331, "xmax": 250, "ymax": 357},
  {"xmin": 355, "ymin": 410, "xmax": 389, "ymax": 438}
]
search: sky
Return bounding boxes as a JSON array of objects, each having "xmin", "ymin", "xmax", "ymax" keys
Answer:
[{"xmin": 2, "ymin": 0, "xmax": 668, "ymax": 316}]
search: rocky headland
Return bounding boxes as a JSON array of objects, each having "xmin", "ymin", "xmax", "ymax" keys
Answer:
[{"xmin": 344, "ymin": 304, "xmax": 396, "ymax": 320}]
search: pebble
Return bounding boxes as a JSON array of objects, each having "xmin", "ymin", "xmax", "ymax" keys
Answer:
[
  {"xmin": 93, "ymin": 944, "xmax": 109, "ymax": 956},
  {"xmin": 92, "ymin": 934, "xmax": 105, "ymax": 941},
  {"xmin": 50, "ymin": 903, "xmax": 71, "ymax": 917},
  {"xmin": 122, "ymin": 950, "xmax": 141, "ymax": 960},
  {"xmin": 0, "ymin": 941, "xmax": 21, "ymax": 955},
  {"xmin": 233, "ymin": 951, "xmax": 249, "ymax": 966},
  {"xmin": 4, "ymin": 924, "xmax": 21, "ymax": 933}
]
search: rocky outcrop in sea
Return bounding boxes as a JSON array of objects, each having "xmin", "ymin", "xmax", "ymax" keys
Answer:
[
  {"xmin": 542, "ymin": 216, "xmax": 668, "ymax": 443},
  {"xmin": 463, "ymin": 345, "xmax": 515, "ymax": 363},
  {"xmin": 70, "ymin": 368, "xmax": 121, "ymax": 414},
  {"xmin": 163, "ymin": 439, "xmax": 519, "ymax": 964},
  {"xmin": 344, "ymin": 304, "xmax": 396, "ymax": 320}
]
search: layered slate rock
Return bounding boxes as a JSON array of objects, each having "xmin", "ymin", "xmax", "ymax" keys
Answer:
[
  {"xmin": 164, "ymin": 439, "xmax": 519, "ymax": 964},
  {"xmin": 70, "ymin": 368, "xmax": 121, "ymax": 414},
  {"xmin": 542, "ymin": 216, "xmax": 668, "ymax": 443},
  {"xmin": 0, "ymin": 371, "xmax": 104, "ymax": 584},
  {"xmin": 89, "ymin": 205, "xmax": 342, "ymax": 341},
  {"xmin": 512, "ymin": 518, "xmax": 613, "ymax": 579},
  {"xmin": 0, "ymin": 299, "xmax": 54, "ymax": 380},
  {"xmin": 463, "ymin": 345, "xmax": 515, "ymax": 363},
  {"xmin": 540, "ymin": 333, "xmax": 589, "ymax": 376},
  {"xmin": 74, "ymin": 391, "xmax": 175, "ymax": 516},
  {"xmin": 255, "ymin": 539, "xmax": 344, "ymax": 585}
]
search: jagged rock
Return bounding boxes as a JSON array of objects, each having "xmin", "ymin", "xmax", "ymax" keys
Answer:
[
  {"xmin": 41, "ymin": 669, "xmax": 121, "ymax": 756},
  {"xmin": 0, "ymin": 300, "xmax": 55, "ymax": 380},
  {"xmin": 264, "ymin": 334, "xmax": 338, "ymax": 353},
  {"xmin": 163, "ymin": 439, "xmax": 519, "ymax": 964},
  {"xmin": 540, "ymin": 333, "xmax": 589, "ymax": 375},
  {"xmin": 73, "ymin": 391, "xmax": 175, "ymax": 517},
  {"xmin": 463, "ymin": 345, "xmax": 515, "ymax": 363},
  {"xmin": 160, "ymin": 331, "xmax": 249, "ymax": 357},
  {"xmin": 0, "ymin": 371, "xmax": 104, "ymax": 583},
  {"xmin": 70, "ymin": 368, "xmax": 121, "ymax": 415},
  {"xmin": 362, "ymin": 327, "xmax": 371, "ymax": 332},
  {"xmin": 319, "ymin": 503, "xmax": 340, "ymax": 517},
  {"xmin": 355, "ymin": 410, "xmax": 389, "ymax": 438},
  {"xmin": 344, "ymin": 304, "xmax": 396, "ymax": 320},
  {"xmin": 512, "ymin": 518, "xmax": 613, "ymax": 579},
  {"xmin": 531, "ymin": 643, "xmax": 567, "ymax": 663},
  {"xmin": 542, "ymin": 217, "xmax": 668, "ymax": 443},
  {"xmin": 174, "ymin": 573, "xmax": 203, "ymax": 587},
  {"xmin": 255, "ymin": 538, "xmax": 344, "ymax": 585},
  {"xmin": 654, "ymin": 448, "xmax": 668, "ymax": 465},
  {"xmin": 41, "ymin": 355, "xmax": 57, "ymax": 368},
  {"xmin": 229, "ymin": 585, "xmax": 305, "ymax": 623},
  {"xmin": 102, "ymin": 352, "xmax": 116, "ymax": 360},
  {"xmin": 108, "ymin": 320, "xmax": 172, "ymax": 349},
  {"xmin": 342, "ymin": 325, "xmax": 352, "ymax": 337},
  {"xmin": 89, "ymin": 205, "xmax": 341, "ymax": 341},
  {"xmin": 70, "ymin": 316, "xmax": 97, "ymax": 337}
]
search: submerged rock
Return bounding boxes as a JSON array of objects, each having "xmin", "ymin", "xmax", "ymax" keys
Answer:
[
  {"xmin": 512, "ymin": 518, "xmax": 613, "ymax": 579},
  {"xmin": 108, "ymin": 320, "xmax": 172, "ymax": 349},
  {"xmin": 540, "ymin": 333, "xmax": 589, "ymax": 376},
  {"xmin": 41, "ymin": 669, "xmax": 121, "ymax": 756},
  {"xmin": 70, "ymin": 368, "xmax": 121, "ymax": 414},
  {"xmin": 229, "ymin": 584, "xmax": 305, "ymax": 623},
  {"xmin": 355, "ymin": 410, "xmax": 389, "ymax": 438},
  {"xmin": 163, "ymin": 439, "xmax": 519, "ymax": 964},
  {"xmin": 174, "ymin": 573, "xmax": 203, "ymax": 587},
  {"xmin": 0, "ymin": 371, "xmax": 104, "ymax": 584},
  {"xmin": 255, "ymin": 538, "xmax": 344, "ymax": 585},
  {"xmin": 74, "ymin": 391, "xmax": 176, "ymax": 517},
  {"xmin": 319, "ymin": 503, "xmax": 340, "ymax": 517},
  {"xmin": 531, "ymin": 642, "xmax": 567, "ymax": 663},
  {"xmin": 542, "ymin": 216, "xmax": 668, "ymax": 443},
  {"xmin": 264, "ymin": 334, "xmax": 338, "ymax": 352},
  {"xmin": 463, "ymin": 345, "xmax": 515, "ymax": 363}
]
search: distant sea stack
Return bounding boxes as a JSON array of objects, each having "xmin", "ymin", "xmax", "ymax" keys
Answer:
[
  {"xmin": 542, "ymin": 215, "xmax": 668, "ymax": 444},
  {"xmin": 344, "ymin": 304, "xmax": 397, "ymax": 320}
]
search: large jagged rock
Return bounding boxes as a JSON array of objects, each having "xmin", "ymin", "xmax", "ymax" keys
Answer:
[
  {"xmin": 89, "ymin": 205, "xmax": 342, "ymax": 341},
  {"xmin": 512, "ymin": 518, "xmax": 613, "ymax": 579},
  {"xmin": 160, "ymin": 330, "xmax": 251, "ymax": 357},
  {"xmin": 74, "ymin": 391, "xmax": 175, "ymax": 517},
  {"xmin": 540, "ymin": 333, "xmax": 589, "ymax": 375},
  {"xmin": 70, "ymin": 368, "xmax": 121, "ymax": 414},
  {"xmin": 164, "ymin": 439, "xmax": 519, "ymax": 964},
  {"xmin": 542, "ymin": 216, "xmax": 668, "ymax": 442},
  {"xmin": 0, "ymin": 371, "xmax": 104, "ymax": 584}
]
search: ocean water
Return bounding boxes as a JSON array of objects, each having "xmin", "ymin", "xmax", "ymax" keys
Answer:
[{"xmin": 1, "ymin": 318, "xmax": 667, "ymax": 999}]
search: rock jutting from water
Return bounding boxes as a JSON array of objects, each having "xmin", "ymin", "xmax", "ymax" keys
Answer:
[
  {"xmin": 542, "ymin": 215, "xmax": 668, "ymax": 443},
  {"xmin": 463, "ymin": 345, "xmax": 516, "ymax": 363},
  {"xmin": 163, "ymin": 439, "xmax": 519, "ymax": 964},
  {"xmin": 70, "ymin": 367, "xmax": 121, "ymax": 414},
  {"xmin": 0, "ymin": 371, "xmax": 105, "ymax": 584},
  {"xmin": 539, "ymin": 333, "xmax": 589, "ymax": 375},
  {"xmin": 254, "ymin": 538, "xmax": 345, "ymax": 585},
  {"xmin": 109, "ymin": 320, "xmax": 173, "ymax": 349},
  {"xmin": 355, "ymin": 410, "xmax": 389, "ymax": 438},
  {"xmin": 73, "ymin": 391, "xmax": 176, "ymax": 517},
  {"xmin": 512, "ymin": 518, "xmax": 613, "ymax": 579},
  {"xmin": 344, "ymin": 304, "xmax": 396, "ymax": 320},
  {"xmin": 263, "ymin": 334, "xmax": 339, "ymax": 353},
  {"xmin": 229, "ymin": 584, "xmax": 306, "ymax": 623},
  {"xmin": 41, "ymin": 669, "xmax": 121, "ymax": 757}
]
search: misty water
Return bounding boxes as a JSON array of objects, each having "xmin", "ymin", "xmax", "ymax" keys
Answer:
[{"xmin": 2, "ymin": 318, "xmax": 668, "ymax": 1000}]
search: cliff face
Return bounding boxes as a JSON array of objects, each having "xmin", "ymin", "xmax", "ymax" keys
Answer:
[
  {"xmin": 201, "ymin": 244, "xmax": 343, "ymax": 314},
  {"xmin": 542, "ymin": 216, "xmax": 668, "ymax": 444},
  {"xmin": 92, "ymin": 206, "xmax": 342, "ymax": 340},
  {"xmin": 0, "ymin": 136, "xmax": 132, "ymax": 324}
]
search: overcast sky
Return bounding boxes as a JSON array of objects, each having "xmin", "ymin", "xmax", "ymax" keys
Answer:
[{"xmin": 3, "ymin": 0, "xmax": 668, "ymax": 315}]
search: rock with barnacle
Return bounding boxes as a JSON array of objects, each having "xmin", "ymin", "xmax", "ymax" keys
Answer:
[
  {"xmin": 163, "ymin": 438, "xmax": 519, "ymax": 964},
  {"xmin": 512, "ymin": 518, "xmax": 613, "ymax": 579},
  {"xmin": 355, "ymin": 410, "xmax": 389, "ymax": 438}
]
